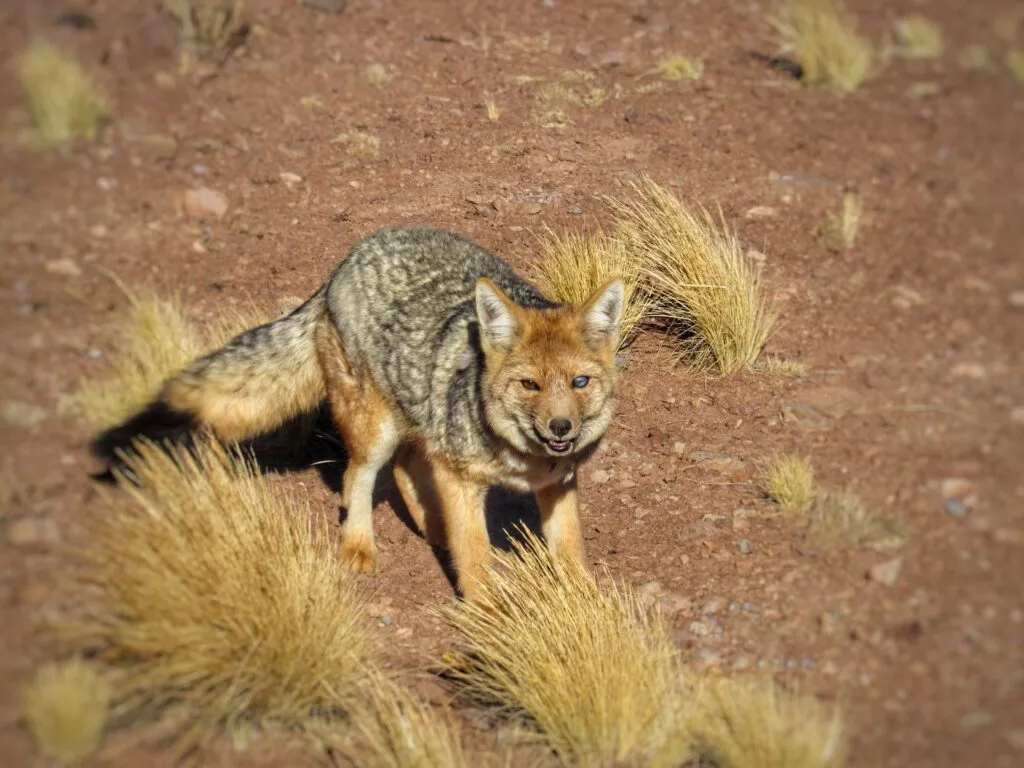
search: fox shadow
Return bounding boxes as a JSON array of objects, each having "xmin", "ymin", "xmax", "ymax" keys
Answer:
[{"xmin": 95, "ymin": 405, "xmax": 542, "ymax": 596}]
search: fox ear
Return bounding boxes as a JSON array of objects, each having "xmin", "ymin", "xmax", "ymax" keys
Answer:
[
  {"xmin": 475, "ymin": 278, "xmax": 521, "ymax": 350},
  {"xmin": 580, "ymin": 278, "xmax": 625, "ymax": 349}
]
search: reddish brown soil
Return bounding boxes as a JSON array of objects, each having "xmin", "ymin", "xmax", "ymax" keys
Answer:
[{"xmin": 2, "ymin": 1, "xmax": 1023, "ymax": 766}]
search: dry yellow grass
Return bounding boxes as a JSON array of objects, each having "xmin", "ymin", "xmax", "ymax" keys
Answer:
[
  {"xmin": 439, "ymin": 529, "xmax": 695, "ymax": 768},
  {"xmin": 820, "ymin": 191, "xmax": 862, "ymax": 249},
  {"xmin": 333, "ymin": 131, "xmax": 381, "ymax": 158},
  {"xmin": 485, "ymin": 98, "xmax": 502, "ymax": 122},
  {"xmin": 763, "ymin": 455, "xmax": 817, "ymax": 512},
  {"xmin": 1008, "ymin": 49, "xmax": 1024, "ymax": 83},
  {"xmin": 755, "ymin": 356, "xmax": 809, "ymax": 377},
  {"xmin": 606, "ymin": 176, "xmax": 777, "ymax": 374},
  {"xmin": 694, "ymin": 675, "xmax": 845, "ymax": 768},
  {"xmin": 336, "ymin": 672, "xmax": 467, "ymax": 768},
  {"xmin": 17, "ymin": 39, "xmax": 108, "ymax": 145},
  {"xmin": 365, "ymin": 62, "xmax": 392, "ymax": 88},
  {"xmin": 21, "ymin": 658, "xmax": 111, "ymax": 765},
  {"xmin": 164, "ymin": 0, "xmax": 248, "ymax": 73},
  {"xmin": 659, "ymin": 55, "xmax": 704, "ymax": 81},
  {"xmin": 773, "ymin": 0, "xmax": 875, "ymax": 92},
  {"xmin": 535, "ymin": 227, "xmax": 649, "ymax": 350},
  {"xmin": 72, "ymin": 437, "xmax": 369, "ymax": 738},
  {"xmin": 894, "ymin": 16, "xmax": 944, "ymax": 59},
  {"xmin": 810, "ymin": 491, "xmax": 904, "ymax": 548},
  {"xmin": 68, "ymin": 289, "xmax": 261, "ymax": 430}
]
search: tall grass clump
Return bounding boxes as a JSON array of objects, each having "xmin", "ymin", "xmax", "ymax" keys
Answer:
[
  {"xmin": 893, "ymin": 16, "xmax": 944, "ymax": 59},
  {"xmin": 17, "ymin": 39, "xmax": 108, "ymax": 145},
  {"xmin": 69, "ymin": 289, "xmax": 262, "ymax": 429},
  {"xmin": 695, "ymin": 676, "xmax": 845, "ymax": 768},
  {"xmin": 439, "ymin": 529, "xmax": 696, "ymax": 768},
  {"xmin": 773, "ymin": 0, "xmax": 875, "ymax": 92},
  {"xmin": 21, "ymin": 659, "xmax": 111, "ymax": 765},
  {"xmin": 164, "ymin": 0, "xmax": 249, "ymax": 73},
  {"xmin": 606, "ymin": 176, "xmax": 777, "ymax": 375},
  {"xmin": 71, "ymin": 437, "xmax": 369, "ymax": 738},
  {"xmin": 536, "ymin": 227, "xmax": 650, "ymax": 350},
  {"xmin": 810, "ymin": 491, "xmax": 904, "ymax": 548},
  {"xmin": 763, "ymin": 455, "xmax": 817, "ymax": 512}
]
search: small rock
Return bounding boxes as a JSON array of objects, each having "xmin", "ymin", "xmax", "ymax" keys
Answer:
[
  {"xmin": 7, "ymin": 517, "xmax": 60, "ymax": 547},
  {"xmin": 639, "ymin": 581, "xmax": 663, "ymax": 607},
  {"xmin": 941, "ymin": 478, "xmax": 975, "ymax": 500},
  {"xmin": 687, "ymin": 451, "xmax": 746, "ymax": 472},
  {"xmin": 701, "ymin": 599, "xmax": 722, "ymax": 616},
  {"xmin": 746, "ymin": 249, "xmax": 767, "ymax": 265},
  {"xmin": 279, "ymin": 171, "xmax": 303, "ymax": 186},
  {"xmin": 590, "ymin": 469, "xmax": 610, "ymax": 484},
  {"xmin": 868, "ymin": 557, "xmax": 902, "ymax": 586},
  {"xmin": 945, "ymin": 499, "xmax": 968, "ymax": 518},
  {"xmin": 737, "ymin": 538, "xmax": 754, "ymax": 555},
  {"xmin": 741, "ymin": 602, "xmax": 758, "ymax": 613},
  {"xmin": 744, "ymin": 205, "xmax": 778, "ymax": 219},
  {"xmin": 1, "ymin": 402, "xmax": 47, "ymax": 428},
  {"xmin": 950, "ymin": 362, "xmax": 987, "ymax": 379},
  {"xmin": 183, "ymin": 187, "xmax": 228, "ymax": 220},
  {"xmin": 1011, "ymin": 406, "xmax": 1024, "ymax": 425},
  {"xmin": 301, "ymin": 0, "xmax": 348, "ymax": 13},
  {"xmin": 44, "ymin": 258, "xmax": 82, "ymax": 277},
  {"xmin": 154, "ymin": 71, "xmax": 176, "ymax": 89},
  {"xmin": 688, "ymin": 620, "xmax": 711, "ymax": 637},
  {"xmin": 379, "ymin": 616, "xmax": 393, "ymax": 627},
  {"xmin": 88, "ymin": 224, "xmax": 108, "ymax": 238},
  {"xmin": 672, "ymin": 441, "xmax": 687, "ymax": 455},
  {"xmin": 1008, "ymin": 291, "xmax": 1024, "ymax": 309}
]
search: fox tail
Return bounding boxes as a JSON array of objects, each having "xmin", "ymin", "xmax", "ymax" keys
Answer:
[{"xmin": 91, "ymin": 286, "xmax": 329, "ymax": 464}]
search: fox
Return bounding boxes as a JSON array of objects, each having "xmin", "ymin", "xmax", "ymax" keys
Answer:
[{"xmin": 93, "ymin": 226, "xmax": 625, "ymax": 601}]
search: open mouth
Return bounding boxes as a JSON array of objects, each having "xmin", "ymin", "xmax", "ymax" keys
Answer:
[{"xmin": 542, "ymin": 438, "xmax": 574, "ymax": 455}]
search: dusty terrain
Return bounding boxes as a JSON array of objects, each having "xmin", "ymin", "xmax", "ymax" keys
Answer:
[{"xmin": 2, "ymin": 1, "xmax": 1023, "ymax": 766}]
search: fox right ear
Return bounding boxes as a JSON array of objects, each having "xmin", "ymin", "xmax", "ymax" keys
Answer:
[{"xmin": 475, "ymin": 278, "xmax": 521, "ymax": 350}]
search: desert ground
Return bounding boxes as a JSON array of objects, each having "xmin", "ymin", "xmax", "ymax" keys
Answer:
[{"xmin": 1, "ymin": 1, "xmax": 1023, "ymax": 766}]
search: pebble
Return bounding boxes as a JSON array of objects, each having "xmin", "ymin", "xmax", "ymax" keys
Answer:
[
  {"xmin": 279, "ymin": 171, "xmax": 303, "ymax": 186},
  {"xmin": 741, "ymin": 602, "xmax": 758, "ymax": 613},
  {"xmin": 1009, "ymin": 291, "xmax": 1024, "ymax": 309},
  {"xmin": 1, "ymin": 402, "xmax": 47, "ymax": 428},
  {"xmin": 44, "ymin": 258, "xmax": 82, "ymax": 277},
  {"xmin": 672, "ymin": 441, "xmax": 687, "ymax": 455},
  {"xmin": 945, "ymin": 499, "xmax": 968, "ymax": 518},
  {"xmin": 379, "ymin": 616, "xmax": 393, "ymax": 627},
  {"xmin": 868, "ymin": 557, "xmax": 902, "ymax": 586},
  {"xmin": 688, "ymin": 620, "xmax": 711, "ymax": 637},
  {"xmin": 744, "ymin": 205, "xmax": 778, "ymax": 219},
  {"xmin": 701, "ymin": 599, "xmax": 722, "ymax": 616},
  {"xmin": 1011, "ymin": 407, "xmax": 1024, "ymax": 425},
  {"xmin": 183, "ymin": 187, "xmax": 228, "ymax": 219},
  {"xmin": 590, "ymin": 469, "xmax": 610, "ymax": 484},
  {"xmin": 7, "ymin": 517, "xmax": 60, "ymax": 547},
  {"xmin": 950, "ymin": 362, "xmax": 987, "ymax": 380},
  {"xmin": 737, "ymin": 538, "xmax": 754, "ymax": 555}
]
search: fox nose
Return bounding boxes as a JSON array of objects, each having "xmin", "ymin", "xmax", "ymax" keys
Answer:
[{"xmin": 549, "ymin": 418, "xmax": 573, "ymax": 438}]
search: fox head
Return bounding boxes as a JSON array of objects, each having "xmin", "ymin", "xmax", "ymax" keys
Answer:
[{"xmin": 475, "ymin": 277, "xmax": 624, "ymax": 459}]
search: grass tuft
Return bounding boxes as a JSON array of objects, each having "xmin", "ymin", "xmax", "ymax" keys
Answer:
[
  {"xmin": 606, "ymin": 176, "xmax": 777, "ymax": 375},
  {"xmin": 894, "ymin": 16, "xmax": 944, "ymax": 59},
  {"xmin": 1008, "ymin": 50, "xmax": 1024, "ymax": 83},
  {"xmin": 364, "ymin": 62, "xmax": 391, "ymax": 88},
  {"xmin": 71, "ymin": 437, "xmax": 369, "ymax": 739},
  {"xmin": 660, "ymin": 55, "xmax": 704, "ymax": 81},
  {"xmin": 763, "ymin": 455, "xmax": 817, "ymax": 512},
  {"xmin": 21, "ymin": 658, "xmax": 111, "ymax": 765},
  {"xmin": 439, "ymin": 529, "xmax": 695, "ymax": 768},
  {"xmin": 68, "ymin": 290, "xmax": 261, "ymax": 429},
  {"xmin": 773, "ymin": 0, "xmax": 875, "ymax": 92},
  {"xmin": 535, "ymin": 227, "xmax": 650, "ymax": 350},
  {"xmin": 819, "ymin": 191, "xmax": 862, "ymax": 249},
  {"xmin": 810, "ymin": 491, "xmax": 904, "ymax": 548},
  {"xmin": 485, "ymin": 98, "xmax": 502, "ymax": 122},
  {"xmin": 337, "ymin": 672, "xmax": 468, "ymax": 768},
  {"xmin": 333, "ymin": 131, "xmax": 381, "ymax": 158},
  {"xmin": 17, "ymin": 39, "xmax": 108, "ymax": 145},
  {"xmin": 695, "ymin": 675, "xmax": 845, "ymax": 768},
  {"xmin": 164, "ymin": 0, "xmax": 249, "ymax": 73},
  {"xmin": 755, "ymin": 356, "xmax": 809, "ymax": 377}
]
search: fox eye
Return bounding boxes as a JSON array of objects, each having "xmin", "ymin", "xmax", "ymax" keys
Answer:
[
  {"xmin": 520, "ymin": 379, "xmax": 540, "ymax": 391},
  {"xmin": 572, "ymin": 376, "xmax": 590, "ymax": 389}
]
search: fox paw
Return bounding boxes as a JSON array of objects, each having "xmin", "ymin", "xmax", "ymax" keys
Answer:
[{"xmin": 340, "ymin": 535, "xmax": 377, "ymax": 573}]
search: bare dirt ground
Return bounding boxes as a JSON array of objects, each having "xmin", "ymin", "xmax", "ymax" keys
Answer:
[{"xmin": 2, "ymin": 1, "xmax": 1023, "ymax": 766}]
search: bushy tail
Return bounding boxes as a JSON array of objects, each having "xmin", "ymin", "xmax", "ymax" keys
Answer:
[{"xmin": 92, "ymin": 286, "xmax": 328, "ymax": 463}]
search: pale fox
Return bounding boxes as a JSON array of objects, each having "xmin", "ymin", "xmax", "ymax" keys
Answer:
[{"xmin": 94, "ymin": 227, "xmax": 624, "ymax": 600}]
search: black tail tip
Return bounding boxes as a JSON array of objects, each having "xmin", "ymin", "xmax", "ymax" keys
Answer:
[{"xmin": 90, "ymin": 400, "xmax": 198, "ymax": 469}]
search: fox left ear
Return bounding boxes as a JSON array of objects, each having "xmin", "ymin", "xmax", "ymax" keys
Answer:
[{"xmin": 580, "ymin": 278, "xmax": 625, "ymax": 349}]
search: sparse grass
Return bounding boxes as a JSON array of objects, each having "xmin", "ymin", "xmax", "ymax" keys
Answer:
[
  {"xmin": 694, "ymin": 675, "xmax": 845, "ymax": 768},
  {"xmin": 333, "ymin": 131, "xmax": 381, "ymax": 158},
  {"xmin": 71, "ymin": 437, "xmax": 369, "ymax": 738},
  {"xmin": 164, "ymin": 0, "xmax": 248, "ymax": 74},
  {"xmin": 364, "ymin": 62, "xmax": 391, "ymax": 88},
  {"xmin": 659, "ymin": 55, "xmax": 704, "ymax": 81},
  {"xmin": 994, "ymin": 8, "xmax": 1024, "ymax": 43},
  {"xmin": 606, "ymin": 176, "xmax": 777, "ymax": 375},
  {"xmin": 773, "ymin": 0, "xmax": 875, "ymax": 92},
  {"xmin": 763, "ymin": 455, "xmax": 817, "ymax": 512},
  {"xmin": 820, "ymin": 191, "xmax": 862, "ymax": 249},
  {"xmin": 337, "ymin": 672, "xmax": 468, "ymax": 768},
  {"xmin": 21, "ymin": 658, "xmax": 111, "ymax": 765},
  {"xmin": 755, "ymin": 356, "xmax": 809, "ymax": 377},
  {"xmin": 439, "ymin": 529, "xmax": 696, "ymax": 768},
  {"xmin": 535, "ymin": 227, "xmax": 650, "ymax": 350},
  {"xmin": 17, "ymin": 39, "xmax": 108, "ymax": 145},
  {"xmin": 810, "ymin": 491, "xmax": 904, "ymax": 548},
  {"xmin": 1008, "ymin": 49, "xmax": 1024, "ymax": 82},
  {"xmin": 958, "ymin": 45, "xmax": 993, "ymax": 72},
  {"xmin": 538, "ymin": 109, "xmax": 571, "ymax": 130},
  {"xmin": 485, "ymin": 98, "xmax": 502, "ymax": 122},
  {"xmin": 67, "ymin": 289, "xmax": 261, "ymax": 429},
  {"xmin": 894, "ymin": 16, "xmax": 944, "ymax": 59}
]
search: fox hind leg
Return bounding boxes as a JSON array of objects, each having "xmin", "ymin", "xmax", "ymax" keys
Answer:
[{"xmin": 316, "ymin": 319, "xmax": 401, "ymax": 573}]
